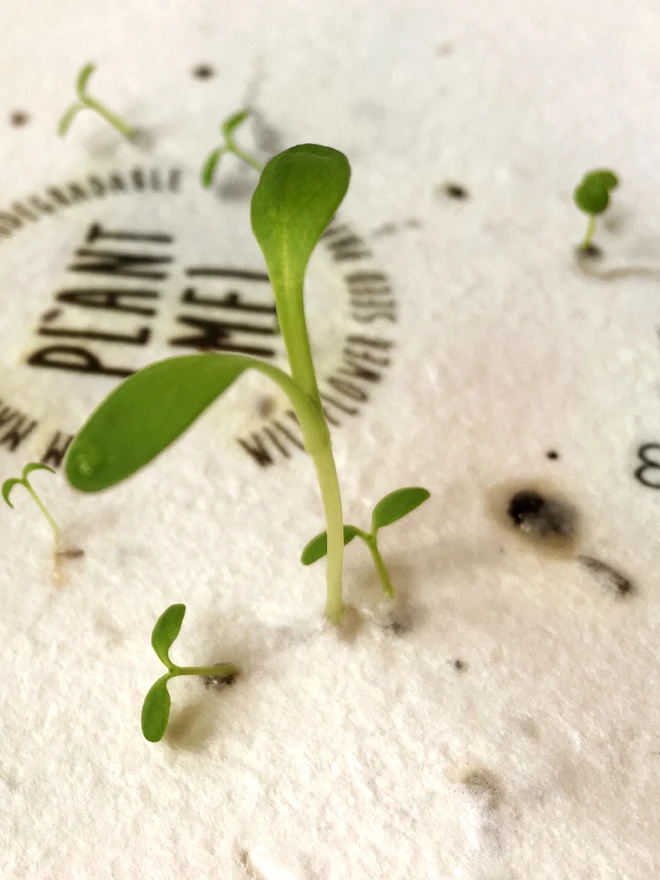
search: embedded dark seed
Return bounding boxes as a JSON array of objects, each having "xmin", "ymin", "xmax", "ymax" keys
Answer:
[
  {"xmin": 578, "ymin": 555, "xmax": 633, "ymax": 596},
  {"xmin": 508, "ymin": 490, "xmax": 545, "ymax": 524},
  {"xmin": 453, "ymin": 659, "xmax": 467, "ymax": 671},
  {"xmin": 10, "ymin": 110, "xmax": 29, "ymax": 127},
  {"xmin": 445, "ymin": 183, "xmax": 468, "ymax": 199},
  {"xmin": 578, "ymin": 243, "xmax": 602, "ymax": 259},
  {"xmin": 56, "ymin": 548, "xmax": 85, "ymax": 559},
  {"xmin": 192, "ymin": 64, "xmax": 214, "ymax": 80},
  {"xmin": 203, "ymin": 666, "xmax": 237, "ymax": 688},
  {"xmin": 507, "ymin": 490, "xmax": 576, "ymax": 539},
  {"xmin": 546, "ymin": 450, "xmax": 559, "ymax": 460}
]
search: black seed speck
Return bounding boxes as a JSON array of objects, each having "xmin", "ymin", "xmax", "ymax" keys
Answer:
[
  {"xmin": 546, "ymin": 450, "xmax": 559, "ymax": 460},
  {"xmin": 578, "ymin": 555, "xmax": 633, "ymax": 596},
  {"xmin": 192, "ymin": 64, "xmax": 215, "ymax": 80},
  {"xmin": 203, "ymin": 666, "xmax": 237, "ymax": 688},
  {"xmin": 443, "ymin": 182, "xmax": 469, "ymax": 200},
  {"xmin": 10, "ymin": 110, "xmax": 29, "ymax": 127},
  {"xmin": 453, "ymin": 659, "xmax": 467, "ymax": 671},
  {"xmin": 507, "ymin": 490, "xmax": 576, "ymax": 539},
  {"xmin": 578, "ymin": 243, "xmax": 602, "ymax": 259},
  {"xmin": 56, "ymin": 548, "xmax": 84, "ymax": 560}
]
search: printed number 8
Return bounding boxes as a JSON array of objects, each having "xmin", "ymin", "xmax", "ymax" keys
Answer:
[{"xmin": 635, "ymin": 443, "xmax": 660, "ymax": 489}]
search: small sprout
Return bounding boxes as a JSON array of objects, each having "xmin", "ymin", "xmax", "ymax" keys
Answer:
[
  {"xmin": 201, "ymin": 110, "xmax": 263, "ymax": 187},
  {"xmin": 141, "ymin": 604, "xmax": 239, "ymax": 743},
  {"xmin": 2, "ymin": 463, "xmax": 60, "ymax": 550},
  {"xmin": 301, "ymin": 487, "xmax": 430, "ymax": 599},
  {"xmin": 58, "ymin": 62, "xmax": 134, "ymax": 139},
  {"xmin": 573, "ymin": 169, "xmax": 619, "ymax": 252}
]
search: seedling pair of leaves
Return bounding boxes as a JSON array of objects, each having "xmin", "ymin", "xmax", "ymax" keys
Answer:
[
  {"xmin": 574, "ymin": 169, "xmax": 619, "ymax": 252},
  {"xmin": 58, "ymin": 63, "xmax": 135, "ymax": 139},
  {"xmin": 301, "ymin": 487, "xmax": 430, "ymax": 597},
  {"xmin": 2, "ymin": 463, "xmax": 60, "ymax": 549},
  {"xmin": 201, "ymin": 110, "xmax": 262, "ymax": 186},
  {"xmin": 141, "ymin": 604, "xmax": 238, "ymax": 742}
]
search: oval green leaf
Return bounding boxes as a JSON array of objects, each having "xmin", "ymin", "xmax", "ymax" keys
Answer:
[
  {"xmin": 57, "ymin": 104, "xmax": 83, "ymax": 137},
  {"xmin": 201, "ymin": 147, "xmax": 224, "ymax": 188},
  {"xmin": 64, "ymin": 353, "xmax": 316, "ymax": 493},
  {"xmin": 141, "ymin": 676, "xmax": 172, "ymax": 743},
  {"xmin": 151, "ymin": 604, "xmax": 186, "ymax": 668},
  {"xmin": 1, "ymin": 478, "xmax": 20, "ymax": 508},
  {"xmin": 222, "ymin": 109, "xmax": 249, "ymax": 140},
  {"xmin": 76, "ymin": 62, "xmax": 96, "ymax": 96},
  {"xmin": 250, "ymin": 144, "xmax": 350, "ymax": 325},
  {"xmin": 300, "ymin": 525, "xmax": 360, "ymax": 565},
  {"xmin": 371, "ymin": 487, "xmax": 431, "ymax": 531},
  {"xmin": 574, "ymin": 169, "xmax": 619, "ymax": 216}
]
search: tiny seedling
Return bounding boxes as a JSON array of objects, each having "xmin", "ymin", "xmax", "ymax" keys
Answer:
[
  {"xmin": 58, "ymin": 63, "xmax": 135, "ymax": 139},
  {"xmin": 2, "ymin": 463, "xmax": 60, "ymax": 549},
  {"xmin": 301, "ymin": 487, "xmax": 430, "ymax": 597},
  {"xmin": 65, "ymin": 145, "xmax": 429, "ymax": 642},
  {"xmin": 201, "ymin": 110, "xmax": 263, "ymax": 187},
  {"xmin": 141, "ymin": 604, "xmax": 238, "ymax": 742},
  {"xmin": 573, "ymin": 169, "xmax": 619, "ymax": 252}
]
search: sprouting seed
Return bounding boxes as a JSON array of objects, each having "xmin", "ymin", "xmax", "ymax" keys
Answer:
[
  {"xmin": 2, "ymin": 462, "xmax": 60, "ymax": 550},
  {"xmin": 141, "ymin": 604, "xmax": 239, "ymax": 743},
  {"xmin": 573, "ymin": 169, "xmax": 619, "ymax": 252},
  {"xmin": 300, "ymin": 487, "xmax": 431, "ymax": 599},
  {"xmin": 201, "ymin": 110, "xmax": 263, "ymax": 187},
  {"xmin": 58, "ymin": 63, "xmax": 135, "ymax": 139}
]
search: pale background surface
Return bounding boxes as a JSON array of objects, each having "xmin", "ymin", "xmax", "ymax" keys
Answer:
[{"xmin": 1, "ymin": 1, "xmax": 660, "ymax": 878}]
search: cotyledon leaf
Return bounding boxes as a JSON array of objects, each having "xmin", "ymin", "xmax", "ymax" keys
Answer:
[
  {"xmin": 64, "ymin": 353, "xmax": 323, "ymax": 493},
  {"xmin": 371, "ymin": 487, "xmax": 431, "ymax": 531},
  {"xmin": 250, "ymin": 144, "xmax": 350, "ymax": 392},
  {"xmin": 300, "ymin": 525, "xmax": 361, "ymax": 565},
  {"xmin": 151, "ymin": 604, "xmax": 186, "ymax": 669},
  {"xmin": 141, "ymin": 675, "xmax": 172, "ymax": 743}
]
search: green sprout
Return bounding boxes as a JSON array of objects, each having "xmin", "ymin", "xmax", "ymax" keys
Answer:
[
  {"xmin": 573, "ymin": 169, "xmax": 619, "ymax": 252},
  {"xmin": 2, "ymin": 463, "xmax": 60, "ymax": 550},
  {"xmin": 58, "ymin": 63, "xmax": 135, "ymax": 139},
  {"xmin": 141, "ymin": 604, "xmax": 238, "ymax": 742},
  {"xmin": 201, "ymin": 110, "xmax": 263, "ymax": 187},
  {"xmin": 64, "ymin": 144, "xmax": 430, "ymax": 629},
  {"xmin": 301, "ymin": 487, "xmax": 430, "ymax": 597}
]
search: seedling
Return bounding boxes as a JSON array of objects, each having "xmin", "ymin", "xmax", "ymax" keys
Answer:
[
  {"xmin": 141, "ymin": 604, "xmax": 238, "ymax": 742},
  {"xmin": 58, "ymin": 63, "xmax": 135, "ymax": 139},
  {"xmin": 65, "ymin": 145, "xmax": 430, "ymax": 630},
  {"xmin": 301, "ymin": 487, "xmax": 430, "ymax": 597},
  {"xmin": 201, "ymin": 110, "xmax": 263, "ymax": 187},
  {"xmin": 573, "ymin": 169, "xmax": 619, "ymax": 252},
  {"xmin": 2, "ymin": 463, "xmax": 60, "ymax": 550}
]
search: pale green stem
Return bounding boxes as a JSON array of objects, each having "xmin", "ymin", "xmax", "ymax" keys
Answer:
[
  {"xmin": 84, "ymin": 98, "xmax": 134, "ymax": 138},
  {"xmin": 310, "ymin": 441, "xmax": 345, "ymax": 623},
  {"xmin": 353, "ymin": 527, "xmax": 395, "ymax": 599},
  {"xmin": 168, "ymin": 663, "xmax": 238, "ymax": 679},
  {"xmin": 581, "ymin": 215, "xmax": 597, "ymax": 250},
  {"xmin": 230, "ymin": 145, "xmax": 263, "ymax": 172},
  {"xmin": 25, "ymin": 484, "xmax": 60, "ymax": 550},
  {"xmin": 366, "ymin": 533, "xmax": 395, "ymax": 599}
]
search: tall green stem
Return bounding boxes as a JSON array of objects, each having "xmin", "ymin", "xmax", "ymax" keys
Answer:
[
  {"xmin": 310, "ymin": 441, "xmax": 345, "ymax": 623},
  {"xmin": 280, "ymin": 279, "xmax": 344, "ymax": 621}
]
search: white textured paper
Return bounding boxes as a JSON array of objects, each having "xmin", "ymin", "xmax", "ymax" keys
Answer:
[{"xmin": 2, "ymin": 1, "xmax": 660, "ymax": 878}]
